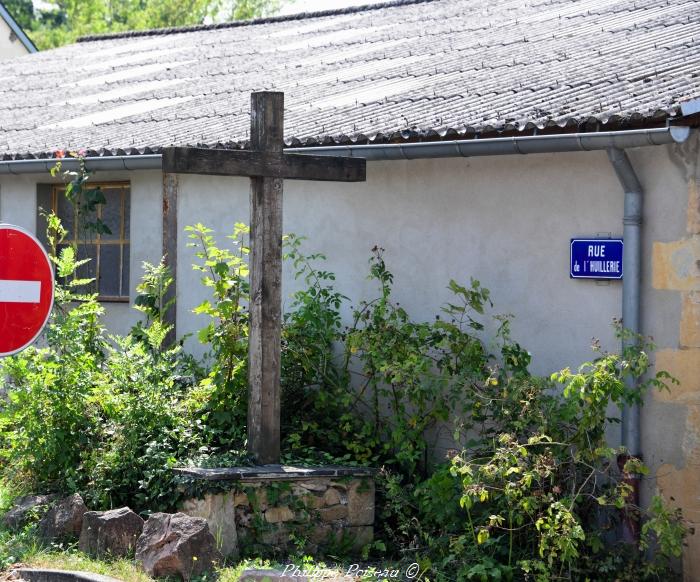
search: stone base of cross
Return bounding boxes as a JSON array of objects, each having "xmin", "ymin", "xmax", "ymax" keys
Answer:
[{"xmin": 163, "ymin": 92, "xmax": 366, "ymax": 464}]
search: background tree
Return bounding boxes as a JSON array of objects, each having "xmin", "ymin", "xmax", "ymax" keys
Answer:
[
  {"xmin": 2, "ymin": 0, "xmax": 34, "ymax": 30},
  {"xmin": 5, "ymin": 0, "xmax": 289, "ymax": 50}
]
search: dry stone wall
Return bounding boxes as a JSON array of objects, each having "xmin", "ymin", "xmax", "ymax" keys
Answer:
[{"xmin": 177, "ymin": 466, "xmax": 375, "ymax": 559}]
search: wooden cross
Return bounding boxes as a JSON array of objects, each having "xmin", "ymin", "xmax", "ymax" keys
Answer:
[{"xmin": 162, "ymin": 92, "xmax": 366, "ymax": 464}]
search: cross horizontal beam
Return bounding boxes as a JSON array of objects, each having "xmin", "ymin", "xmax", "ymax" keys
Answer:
[{"xmin": 162, "ymin": 147, "xmax": 366, "ymax": 182}]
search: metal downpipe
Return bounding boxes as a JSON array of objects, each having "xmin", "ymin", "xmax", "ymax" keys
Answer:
[{"xmin": 607, "ymin": 147, "xmax": 643, "ymax": 544}]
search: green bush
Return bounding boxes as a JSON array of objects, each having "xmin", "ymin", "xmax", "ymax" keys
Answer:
[{"xmin": 0, "ymin": 215, "xmax": 205, "ymax": 512}]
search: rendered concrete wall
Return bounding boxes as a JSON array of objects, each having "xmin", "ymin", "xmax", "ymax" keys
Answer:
[
  {"xmin": 0, "ymin": 17, "xmax": 30, "ymax": 59},
  {"xmin": 0, "ymin": 169, "xmax": 162, "ymax": 336},
  {"xmin": 178, "ymin": 150, "xmax": 629, "ymax": 373}
]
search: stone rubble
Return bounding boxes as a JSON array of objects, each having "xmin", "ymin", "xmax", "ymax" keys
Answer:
[
  {"xmin": 135, "ymin": 512, "xmax": 222, "ymax": 580},
  {"xmin": 3, "ymin": 495, "xmax": 58, "ymax": 531},
  {"xmin": 79, "ymin": 507, "xmax": 144, "ymax": 558},
  {"xmin": 37, "ymin": 494, "xmax": 87, "ymax": 542}
]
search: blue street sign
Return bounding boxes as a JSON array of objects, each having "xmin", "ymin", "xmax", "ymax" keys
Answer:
[{"xmin": 570, "ymin": 239, "xmax": 623, "ymax": 279}]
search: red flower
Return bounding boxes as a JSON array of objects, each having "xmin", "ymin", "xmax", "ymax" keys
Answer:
[{"xmin": 54, "ymin": 149, "xmax": 65, "ymax": 159}]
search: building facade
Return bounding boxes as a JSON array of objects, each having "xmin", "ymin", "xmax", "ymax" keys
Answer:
[{"xmin": 0, "ymin": 0, "xmax": 699, "ymax": 575}]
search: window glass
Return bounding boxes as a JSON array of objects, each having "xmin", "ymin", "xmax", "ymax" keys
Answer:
[{"xmin": 38, "ymin": 182, "xmax": 131, "ymax": 301}]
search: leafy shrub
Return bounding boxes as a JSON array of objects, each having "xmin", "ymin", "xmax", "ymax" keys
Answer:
[
  {"xmin": 0, "ymin": 214, "xmax": 204, "ymax": 512},
  {"xmin": 185, "ymin": 222, "xmax": 250, "ymax": 453}
]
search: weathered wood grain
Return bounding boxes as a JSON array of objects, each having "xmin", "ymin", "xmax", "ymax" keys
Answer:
[
  {"xmin": 247, "ymin": 93, "xmax": 284, "ymax": 464},
  {"xmin": 161, "ymin": 148, "xmax": 365, "ymax": 182}
]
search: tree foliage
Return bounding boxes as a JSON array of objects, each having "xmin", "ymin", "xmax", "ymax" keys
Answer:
[
  {"xmin": 5, "ymin": 0, "xmax": 287, "ymax": 50},
  {"xmin": 2, "ymin": 0, "xmax": 34, "ymax": 31}
]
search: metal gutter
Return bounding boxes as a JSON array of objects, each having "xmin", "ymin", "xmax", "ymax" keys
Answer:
[
  {"xmin": 0, "ymin": 154, "xmax": 162, "ymax": 174},
  {"xmin": 0, "ymin": 2, "xmax": 37, "ymax": 53},
  {"xmin": 287, "ymin": 126, "xmax": 691, "ymax": 159},
  {"xmin": 0, "ymin": 127, "xmax": 690, "ymax": 174}
]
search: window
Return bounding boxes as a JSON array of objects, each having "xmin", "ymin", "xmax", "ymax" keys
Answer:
[{"xmin": 37, "ymin": 182, "xmax": 131, "ymax": 301}]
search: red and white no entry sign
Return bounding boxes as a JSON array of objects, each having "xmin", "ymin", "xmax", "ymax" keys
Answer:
[{"xmin": 0, "ymin": 224, "xmax": 54, "ymax": 357}]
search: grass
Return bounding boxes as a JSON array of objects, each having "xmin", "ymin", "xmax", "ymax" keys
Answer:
[
  {"xmin": 3, "ymin": 544, "xmax": 289, "ymax": 581},
  {"xmin": 0, "ymin": 527, "xmax": 351, "ymax": 581},
  {"xmin": 17, "ymin": 551, "xmax": 155, "ymax": 581},
  {"xmin": 4, "ymin": 550, "xmax": 353, "ymax": 581}
]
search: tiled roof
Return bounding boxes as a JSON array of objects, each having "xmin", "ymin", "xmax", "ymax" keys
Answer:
[{"xmin": 0, "ymin": 0, "xmax": 698, "ymax": 159}]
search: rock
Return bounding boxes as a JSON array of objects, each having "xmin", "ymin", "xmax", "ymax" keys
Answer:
[
  {"xmin": 347, "ymin": 480, "xmax": 375, "ymax": 526},
  {"xmin": 318, "ymin": 504, "xmax": 348, "ymax": 522},
  {"xmin": 322, "ymin": 488, "xmax": 342, "ymax": 506},
  {"xmin": 247, "ymin": 488, "xmax": 268, "ymax": 511},
  {"xmin": 302, "ymin": 493, "xmax": 325, "ymax": 510},
  {"xmin": 38, "ymin": 493, "xmax": 87, "ymax": 541},
  {"xmin": 259, "ymin": 524, "xmax": 290, "ymax": 546},
  {"xmin": 180, "ymin": 493, "xmax": 238, "ymax": 559},
  {"xmin": 3, "ymin": 494, "xmax": 58, "ymax": 530},
  {"xmin": 135, "ymin": 512, "xmax": 222, "ymax": 580},
  {"xmin": 295, "ymin": 480, "xmax": 330, "ymax": 492},
  {"xmin": 233, "ymin": 491, "xmax": 249, "ymax": 506},
  {"xmin": 78, "ymin": 507, "xmax": 144, "ymax": 558},
  {"xmin": 264, "ymin": 506, "xmax": 294, "ymax": 524},
  {"xmin": 239, "ymin": 569, "xmax": 353, "ymax": 582},
  {"xmin": 235, "ymin": 506, "xmax": 253, "ymax": 528}
]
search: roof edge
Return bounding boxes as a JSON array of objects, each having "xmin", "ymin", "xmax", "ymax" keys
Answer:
[
  {"xmin": 0, "ymin": 126, "xmax": 693, "ymax": 173},
  {"xmin": 77, "ymin": 0, "xmax": 436, "ymax": 43},
  {"xmin": 0, "ymin": 1, "xmax": 37, "ymax": 53}
]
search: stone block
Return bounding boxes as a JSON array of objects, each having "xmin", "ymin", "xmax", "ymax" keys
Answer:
[
  {"xmin": 657, "ymin": 463, "xmax": 700, "ymax": 582},
  {"xmin": 239, "ymin": 569, "xmax": 304, "ymax": 582},
  {"xmin": 3, "ymin": 494, "xmax": 58, "ymax": 530},
  {"xmin": 347, "ymin": 480, "xmax": 375, "ymax": 526},
  {"xmin": 681, "ymin": 291, "xmax": 700, "ymax": 347},
  {"xmin": 346, "ymin": 525, "xmax": 373, "ymax": 552},
  {"xmin": 652, "ymin": 237, "xmax": 700, "ymax": 291},
  {"xmin": 688, "ymin": 178, "xmax": 700, "ymax": 236},
  {"xmin": 295, "ymin": 480, "xmax": 330, "ymax": 492},
  {"xmin": 135, "ymin": 512, "xmax": 222, "ymax": 581},
  {"xmin": 302, "ymin": 493, "xmax": 325, "ymax": 510},
  {"xmin": 323, "ymin": 488, "xmax": 342, "ymax": 506},
  {"xmin": 247, "ymin": 487, "xmax": 269, "ymax": 510},
  {"xmin": 38, "ymin": 493, "xmax": 87, "ymax": 541},
  {"xmin": 654, "ymin": 349, "xmax": 700, "ymax": 404},
  {"xmin": 78, "ymin": 507, "xmax": 144, "ymax": 558},
  {"xmin": 260, "ymin": 524, "xmax": 290, "ymax": 546},
  {"xmin": 264, "ymin": 506, "xmax": 294, "ymax": 524},
  {"xmin": 180, "ymin": 491, "xmax": 238, "ymax": 558},
  {"xmin": 318, "ymin": 505, "xmax": 348, "ymax": 523}
]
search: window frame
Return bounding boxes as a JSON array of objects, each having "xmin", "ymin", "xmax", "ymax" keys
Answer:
[{"xmin": 44, "ymin": 181, "xmax": 131, "ymax": 303}]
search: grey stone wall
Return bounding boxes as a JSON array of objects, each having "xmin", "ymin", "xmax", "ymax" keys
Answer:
[{"xmin": 180, "ymin": 476, "xmax": 374, "ymax": 559}]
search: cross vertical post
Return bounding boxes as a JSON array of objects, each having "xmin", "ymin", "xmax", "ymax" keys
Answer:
[
  {"xmin": 161, "ymin": 90, "xmax": 366, "ymax": 467},
  {"xmin": 248, "ymin": 92, "xmax": 284, "ymax": 464}
]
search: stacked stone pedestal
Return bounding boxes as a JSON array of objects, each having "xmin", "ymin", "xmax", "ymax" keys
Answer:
[{"xmin": 176, "ymin": 466, "xmax": 375, "ymax": 559}]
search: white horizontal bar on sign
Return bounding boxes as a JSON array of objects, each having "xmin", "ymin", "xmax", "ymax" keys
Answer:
[{"xmin": 0, "ymin": 280, "xmax": 41, "ymax": 303}]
